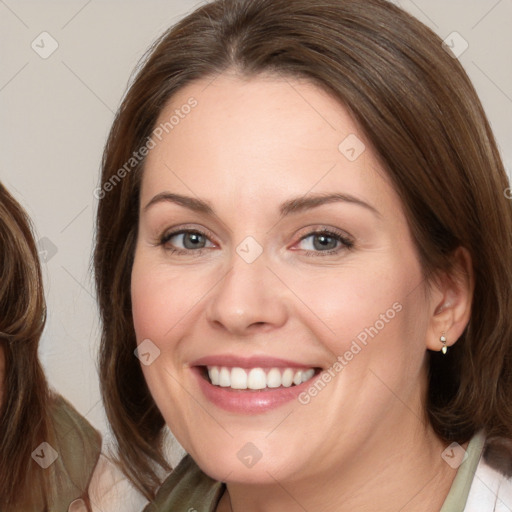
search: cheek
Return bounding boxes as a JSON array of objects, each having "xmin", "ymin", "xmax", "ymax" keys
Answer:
[
  {"xmin": 285, "ymin": 252, "xmax": 429, "ymax": 396},
  {"xmin": 130, "ymin": 269, "xmax": 166, "ymax": 345},
  {"xmin": 130, "ymin": 255, "xmax": 202, "ymax": 346},
  {"xmin": 284, "ymin": 259, "xmax": 417, "ymax": 349}
]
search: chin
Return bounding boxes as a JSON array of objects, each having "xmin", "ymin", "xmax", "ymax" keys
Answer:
[{"xmin": 188, "ymin": 440, "xmax": 306, "ymax": 485}]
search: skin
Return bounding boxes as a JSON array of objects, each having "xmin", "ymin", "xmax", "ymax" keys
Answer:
[{"xmin": 131, "ymin": 72, "xmax": 473, "ymax": 512}]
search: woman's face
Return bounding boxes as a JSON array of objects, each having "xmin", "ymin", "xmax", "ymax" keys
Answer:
[{"xmin": 131, "ymin": 73, "xmax": 438, "ymax": 484}]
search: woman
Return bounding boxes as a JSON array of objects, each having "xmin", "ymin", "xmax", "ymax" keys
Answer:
[
  {"xmin": 93, "ymin": 0, "xmax": 512, "ymax": 510},
  {"xmin": 0, "ymin": 183, "xmax": 101, "ymax": 511}
]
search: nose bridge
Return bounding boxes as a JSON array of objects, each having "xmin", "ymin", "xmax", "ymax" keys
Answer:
[{"xmin": 205, "ymin": 243, "xmax": 287, "ymax": 333}]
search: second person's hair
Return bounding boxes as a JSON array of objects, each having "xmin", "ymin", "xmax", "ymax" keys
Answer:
[{"xmin": 0, "ymin": 183, "xmax": 55, "ymax": 508}]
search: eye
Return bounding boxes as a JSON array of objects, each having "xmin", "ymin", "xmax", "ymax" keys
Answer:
[
  {"xmin": 295, "ymin": 228, "xmax": 354, "ymax": 257},
  {"xmin": 159, "ymin": 228, "xmax": 215, "ymax": 255}
]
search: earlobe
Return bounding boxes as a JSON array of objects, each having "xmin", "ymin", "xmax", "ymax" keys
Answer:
[{"xmin": 425, "ymin": 247, "xmax": 474, "ymax": 353}]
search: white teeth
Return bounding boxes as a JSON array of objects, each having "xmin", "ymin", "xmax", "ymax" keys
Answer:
[
  {"xmin": 209, "ymin": 366, "xmax": 220, "ymax": 385},
  {"xmin": 266, "ymin": 368, "xmax": 281, "ymax": 388},
  {"xmin": 219, "ymin": 367, "xmax": 231, "ymax": 387},
  {"xmin": 231, "ymin": 367, "xmax": 248, "ymax": 389},
  {"xmin": 206, "ymin": 366, "xmax": 316, "ymax": 390},
  {"xmin": 302, "ymin": 368, "xmax": 315, "ymax": 382},
  {"xmin": 247, "ymin": 368, "xmax": 267, "ymax": 389},
  {"xmin": 281, "ymin": 368, "xmax": 294, "ymax": 387}
]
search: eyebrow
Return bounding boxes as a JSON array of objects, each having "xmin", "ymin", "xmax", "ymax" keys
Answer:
[
  {"xmin": 279, "ymin": 192, "xmax": 380, "ymax": 218},
  {"xmin": 144, "ymin": 192, "xmax": 380, "ymax": 218},
  {"xmin": 144, "ymin": 192, "xmax": 214, "ymax": 215}
]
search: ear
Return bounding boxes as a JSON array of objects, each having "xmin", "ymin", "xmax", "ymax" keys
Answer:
[{"xmin": 425, "ymin": 247, "xmax": 474, "ymax": 352}]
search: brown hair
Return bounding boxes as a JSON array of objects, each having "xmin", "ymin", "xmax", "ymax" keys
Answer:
[
  {"xmin": 94, "ymin": 0, "xmax": 512, "ymax": 499},
  {"xmin": 0, "ymin": 183, "xmax": 55, "ymax": 508}
]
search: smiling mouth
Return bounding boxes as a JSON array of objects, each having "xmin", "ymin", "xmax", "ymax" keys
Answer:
[{"xmin": 200, "ymin": 366, "xmax": 321, "ymax": 391}]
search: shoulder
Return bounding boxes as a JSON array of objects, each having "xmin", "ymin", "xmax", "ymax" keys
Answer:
[
  {"xmin": 465, "ymin": 437, "xmax": 512, "ymax": 510},
  {"xmin": 86, "ymin": 426, "xmax": 186, "ymax": 512},
  {"xmin": 144, "ymin": 455, "xmax": 224, "ymax": 512},
  {"xmin": 50, "ymin": 394, "xmax": 101, "ymax": 452},
  {"xmin": 46, "ymin": 393, "xmax": 102, "ymax": 509},
  {"xmin": 86, "ymin": 453, "xmax": 221, "ymax": 512},
  {"xmin": 86, "ymin": 453, "xmax": 150, "ymax": 512},
  {"xmin": 50, "ymin": 394, "xmax": 102, "ymax": 479}
]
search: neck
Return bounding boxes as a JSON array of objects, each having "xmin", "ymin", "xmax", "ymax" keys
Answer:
[{"xmin": 218, "ymin": 425, "xmax": 458, "ymax": 512}]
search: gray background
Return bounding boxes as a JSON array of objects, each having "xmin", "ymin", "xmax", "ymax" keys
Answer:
[{"xmin": 1, "ymin": 0, "xmax": 511, "ymax": 439}]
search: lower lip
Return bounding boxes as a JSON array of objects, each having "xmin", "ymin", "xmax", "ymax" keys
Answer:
[{"xmin": 192, "ymin": 367, "xmax": 318, "ymax": 414}]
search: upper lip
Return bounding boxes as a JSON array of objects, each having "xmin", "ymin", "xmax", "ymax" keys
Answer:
[{"xmin": 190, "ymin": 354, "xmax": 319, "ymax": 369}]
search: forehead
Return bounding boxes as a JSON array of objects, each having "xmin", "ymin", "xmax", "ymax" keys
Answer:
[{"xmin": 141, "ymin": 72, "xmax": 401, "ymax": 220}]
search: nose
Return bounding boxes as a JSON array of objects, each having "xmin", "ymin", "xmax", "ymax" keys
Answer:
[{"xmin": 205, "ymin": 250, "xmax": 288, "ymax": 336}]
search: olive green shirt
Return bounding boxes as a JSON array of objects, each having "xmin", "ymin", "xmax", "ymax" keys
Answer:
[
  {"xmin": 6, "ymin": 394, "xmax": 102, "ymax": 512},
  {"xmin": 440, "ymin": 430, "xmax": 486, "ymax": 512},
  {"xmin": 143, "ymin": 432, "xmax": 486, "ymax": 512},
  {"xmin": 48, "ymin": 395, "xmax": 102, "ymax": 510}
]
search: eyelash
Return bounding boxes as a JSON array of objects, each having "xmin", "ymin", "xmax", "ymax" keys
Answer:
[
  {"xmin": 158, "ymin": 226, "xmax": 354, "ymax": 258},
  {"xmin": 297, "ymin": 228, "xmax": 354, "ymax": 257},
  {"xmin": 158, "ymin": 228, "xmax": 215, "ymax": 257}
]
